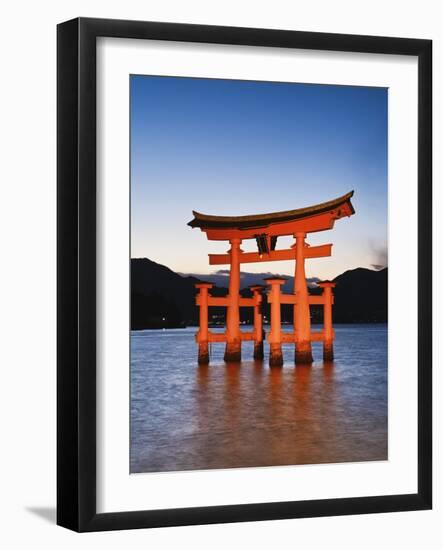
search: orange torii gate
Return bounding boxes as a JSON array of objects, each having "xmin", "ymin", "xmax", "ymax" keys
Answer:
[{"xmin": 188, "ymin": 191, "xmax": 355, "ymax": 366}]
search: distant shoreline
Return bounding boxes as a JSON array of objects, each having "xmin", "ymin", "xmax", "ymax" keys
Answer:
[{"xmin": 131, "ymin": 320, "xmax": 388, "ymax": 331}]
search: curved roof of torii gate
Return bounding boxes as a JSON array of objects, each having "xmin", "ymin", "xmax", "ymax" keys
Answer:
[{"xmin": 188, "ymin": 191, "xmax": 355, "ymax": 239}]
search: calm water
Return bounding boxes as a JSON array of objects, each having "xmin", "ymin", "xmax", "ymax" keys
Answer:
[{"xmin": 130, "ymin": 325, "xmax": 387, "ymax": 473}]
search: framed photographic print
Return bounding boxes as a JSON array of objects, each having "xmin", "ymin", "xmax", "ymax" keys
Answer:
[{"xmin": 57, "ymin": 17, "xmax": 432, "ymax": 531}]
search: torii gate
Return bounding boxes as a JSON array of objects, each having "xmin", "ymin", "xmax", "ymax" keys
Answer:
[{"xmin": 188, "ymin": 191, "xmax": 355, "ymax": 366}]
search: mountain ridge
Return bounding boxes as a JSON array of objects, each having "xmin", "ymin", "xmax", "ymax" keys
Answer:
[{"xmin": 131, "ymin": 257, "xmax": 387, "ymax": 330}]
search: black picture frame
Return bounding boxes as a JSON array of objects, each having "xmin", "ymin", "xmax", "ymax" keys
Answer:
[{"xmin": 57, "ymin": 17, "xmax": 432, "ymax": 532}]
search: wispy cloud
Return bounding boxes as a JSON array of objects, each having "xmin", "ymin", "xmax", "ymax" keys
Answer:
[
  {"xmin": 182, "ymin": 269, "xmax": 319, "ymax": 291},
  {"xmin": 370, "ymin": 242, "xmax": 388, "ymax": 270}
]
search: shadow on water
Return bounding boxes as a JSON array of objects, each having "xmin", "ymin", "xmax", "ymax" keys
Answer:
[{"xmin": 130, "ymin": 325, "xmax": 387, "ymax": 473}]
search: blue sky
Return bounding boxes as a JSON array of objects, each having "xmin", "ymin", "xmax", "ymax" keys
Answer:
[{"xmin": 131, "ymin": 75, "xmax": 387, "ymax": 280}]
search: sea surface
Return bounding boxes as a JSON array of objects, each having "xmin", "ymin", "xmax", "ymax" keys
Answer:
[{"xmin": 130, "ymin": 324, "xmax": 387, "ymax": 473}]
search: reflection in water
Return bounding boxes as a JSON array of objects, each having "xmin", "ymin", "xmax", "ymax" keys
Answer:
[{"xmin": 131, "ymin": 325, "xmax": 387, "ymax": 473}]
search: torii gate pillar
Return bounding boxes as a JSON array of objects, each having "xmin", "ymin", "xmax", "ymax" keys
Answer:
[
  {"xmin": 266, "ymin": 277, "xmax": 286, "ymax": 367},
  {"xmin": 195, "ymin": 282, "xmax": 213, "ymax": 364},
  {"xmin": 250, "ymin": 285, "xmax": 265, "ymax": 360},
  {"xmin": 294, "ymin": 232, "xmax": 313, "ymax": 364},
  {"xmin": 318, "ymin": 281, "xmax": 336, "ymax": 361},
  {"xmin": 224, "ymin": 238, "xmax": 242, "ymax": 362}
]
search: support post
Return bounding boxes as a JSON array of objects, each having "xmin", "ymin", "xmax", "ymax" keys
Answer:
[
  {"xmin": 224, "ymin": 238, "xmax": 242, "ymax": 362},
  {"xmin": 195, "ymin": 282, "xmax": 213, "ymax": 364},
  {"xmin": 265, "ymin": 277, "xmax": 286, "ymax": 367},
  {"xmin": 250, "ymin": 285, "xmax": 264, "ymax": 360},
  {"xmin": 318, "ymin": 281, "xmax": 335, "ymax": 361},
  {"xmin": 293, "ymin": 232, "xmax": 313, "ymax": 364}
]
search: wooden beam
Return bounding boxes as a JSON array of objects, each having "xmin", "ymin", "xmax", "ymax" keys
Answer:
[
  {"xmin": 209, "ymin": 244, "xmax": 332, "ymax": 265},
  {"xmin": 308, "ymin": 295, "xmax": 329, "ymax": 305},
  {"xmin": 207, "ymin": 331, "xmax": 226, "ymax": 342},
  {"xmin": 207, "ymin": 331, "xmax": 255, "ymax": 342},
  {"xmin": 267, "ymin": 294, "xmax": 330, "ymax": 305},
  {"xmin": 200, "ymin": 292, "xmax": 332, "ymax": 307},
  {"xmin": 205, "ymin": 296, "xmax": 228, "ymax": 307},
  {"xmin": 203, "ymin": 296, "xmax": 256, "ymax": 307},
  {"xmin": 239, "ymin": 298, "xmax": 255, "ymax": 307},
  {"xmin": 280, "ymin": 330, "xmax": 334, "ymax": 343}
]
